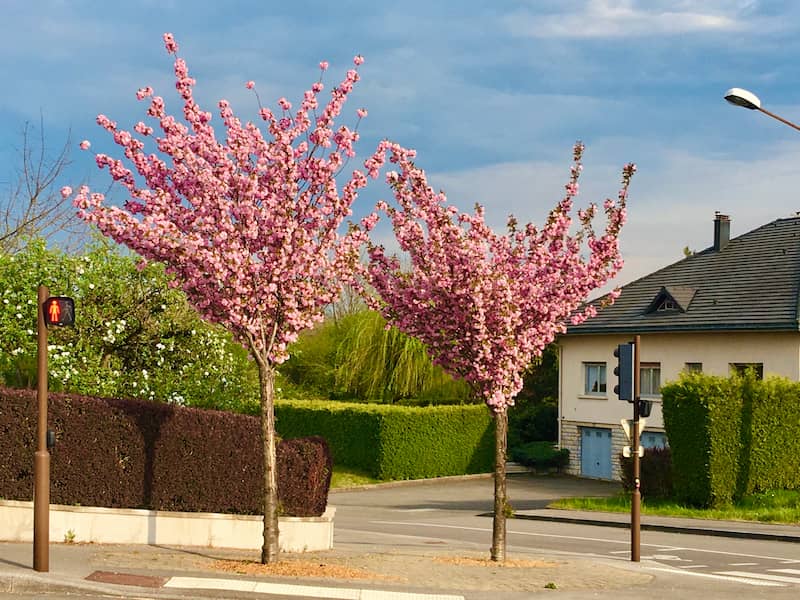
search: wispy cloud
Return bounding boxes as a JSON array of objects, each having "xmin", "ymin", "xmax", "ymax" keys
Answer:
[{"xmin": 504, "ymin": 0, "xmax": 751, "ymax": 39}]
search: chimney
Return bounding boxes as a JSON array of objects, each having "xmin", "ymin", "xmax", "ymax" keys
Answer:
[{"xmin": 714, "ymin": 212, "xmax": 730, "ymax": 252}]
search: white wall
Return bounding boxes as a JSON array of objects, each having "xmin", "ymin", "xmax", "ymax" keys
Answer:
[{"xmin": 559, "ymin": 330, "xmax": 800, "ymax": 430}]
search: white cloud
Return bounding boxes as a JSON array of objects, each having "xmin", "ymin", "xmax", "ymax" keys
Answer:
[
  {"xmin": 427, "ymin": 136, "xmax": 800, "ymax": 292},
  {"xmin": 504, "ymin": 0, "xmax": 751, "ymax": 38}
]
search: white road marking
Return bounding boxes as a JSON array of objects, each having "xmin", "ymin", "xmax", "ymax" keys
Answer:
[
  {"xmin": 771, "ymin": 569, "xmax": 800, "ymax": 576},
  {"xmin": 729, "ymin": 562, "xmax": 758, "ymax": 566},
  {"xmin": 165, "ymin": 576, "xmax": 465, "ymax": 600},
  {"xmin": 397, "ymin": 508, "xmax": 439, "ymax": 513},
  {"xmin": 679, "ymin": 565, "xmax": 709, "ymax": 569},
  {"xmin": 716, "ymin": 571, "xmax": 800, "ymax": 585},
  {"xmin": 368, "ymin": 520, "xmax": 798, "ymax": 563},
  {"xmin": 648, "ymin": 567, "xmax": 784, "ymax": 587}
]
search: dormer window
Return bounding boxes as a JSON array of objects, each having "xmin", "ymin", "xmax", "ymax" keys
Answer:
[
  {"xmin": 645, "ymin": 285, "xmax": 697, "ymax": 315},
  {"xmin": 656, "ymin": 299, "xmax": 676, "ymax": 312}
]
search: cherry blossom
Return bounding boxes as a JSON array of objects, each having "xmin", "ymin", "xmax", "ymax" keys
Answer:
[{"xmin": 69, "ymin": 32, "xmax": 387, "ymax": 565}]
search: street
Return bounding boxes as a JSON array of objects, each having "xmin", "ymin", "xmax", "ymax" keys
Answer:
[{"xmin": 2, "ymin": 474, "xmax": 800, "ymax": 599}]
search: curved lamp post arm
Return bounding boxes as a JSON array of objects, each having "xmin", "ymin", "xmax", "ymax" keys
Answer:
[{"xmin": 725, "ymin": 87, "xmax": 800, "ymax": 132}]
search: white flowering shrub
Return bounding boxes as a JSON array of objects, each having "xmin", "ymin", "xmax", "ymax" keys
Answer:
[{"xmin": 0, "ymin": 239, "xmax": 259, "ymax": 413}]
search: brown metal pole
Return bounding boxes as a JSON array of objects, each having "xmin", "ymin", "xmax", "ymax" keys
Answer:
[
  {"xmin": 631, "ymin": 335, "xmax": 641, "ymax": 562},
  {"xmin": 757, "ymin": 106, "xmax": 800, "ymax": 133},
  {"xmin": 34, "ymin": 285, "xmax": 50, "ymax": 572}
]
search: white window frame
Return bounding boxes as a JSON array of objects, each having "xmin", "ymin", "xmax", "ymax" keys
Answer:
[
  {"xmin": 583, "ymin": 362, "xmax": 607, "ymax": 396},
  {"xmin": 640, "ymin": 362, "xmax": 661, "ymax": 398}
]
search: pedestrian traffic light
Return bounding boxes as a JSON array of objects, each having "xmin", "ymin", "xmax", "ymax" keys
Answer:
[
  {"xmin": 613, "ymin": 342, "xmax": 634, "ymax": 401},
  {"xmin": 43, "ymin": 296, "xmax": 75, "ymax": 327}
]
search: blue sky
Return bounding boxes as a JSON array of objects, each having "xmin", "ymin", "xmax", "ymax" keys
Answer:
[{"xmin": 3, "ymin": 0, "xmax": 800, "ymax": 288}]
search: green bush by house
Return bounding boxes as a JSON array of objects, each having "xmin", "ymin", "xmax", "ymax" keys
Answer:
[
  {"xmin": 661, "ymin": 371, "xmax": 800, "ymax": 507},
  {"xmin": 275, "ymin": 399, "xmax": 494, "ymax": 479}
]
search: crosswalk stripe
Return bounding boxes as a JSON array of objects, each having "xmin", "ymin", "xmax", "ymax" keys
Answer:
[
  {"xmin": 771, "ymin": 569, "xmax": 800, "ymax": 576},
  {"xmin": 729, "ymin": 562, "xmax": 758, "ymax": 566},
  {"xmin": 649, "ymin": 567, "xmax": 784, "ymax": 587},
  {"xmin": 716, "ymin": 571, "xmax": 800, "ymax": 585}
]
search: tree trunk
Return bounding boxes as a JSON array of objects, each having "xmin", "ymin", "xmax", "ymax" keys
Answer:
[
  {"xmin": 258, "ymin": 363, "xmax": 280, "ymax": 564},
  {"xmin": 490, "ymin": 408, "xmax": 508, "ymax": 562}
]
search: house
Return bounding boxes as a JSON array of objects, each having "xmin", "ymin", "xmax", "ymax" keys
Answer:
[{"xmin": 558, "ymin": 213, "xmax": 800, "ymax": 480}]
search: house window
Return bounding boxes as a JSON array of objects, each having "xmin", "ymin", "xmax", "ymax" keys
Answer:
[
  {"xmin": 730, "ymin": 363, "xmax": 764, "ymax": 379},
  {"xmin": 640, "ymin": 363, "xmax": 661, "ymax": 397},
  {"xmin": 641, "ymin": 431, "xmax": 667, "ymax": 449},
  {"xmin": 657, "ymin": 299, "xmax": 676, "ymax": 311},
  {"xmin": 584, "ymin": 363, "xmax": 606, "ymax": 395},
  {"xmin": 684, "ymin": 362, "xmax": 703, "ymax": 373}
]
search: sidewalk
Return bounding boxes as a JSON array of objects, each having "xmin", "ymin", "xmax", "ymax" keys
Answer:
[{"xmin": 2, "ymin": 505, "xmax": 798, "ymax": 599}]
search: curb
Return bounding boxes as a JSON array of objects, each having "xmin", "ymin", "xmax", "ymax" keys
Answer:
[{"xmin": 511, "ymin": 512, "xmax": 800, "ymax": 544}]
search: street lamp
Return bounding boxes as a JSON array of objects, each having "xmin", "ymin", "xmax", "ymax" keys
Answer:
[{"xmin": 724, "ymin": 87, "xmax": 800, "ymax": 132}]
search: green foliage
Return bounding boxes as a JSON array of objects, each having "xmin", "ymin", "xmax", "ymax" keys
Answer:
[
  {"xmin": 510, "ymin": 441, "xmax": 568, "ymax": 470},
  {"xmin": 662, "ymin": 371, "xmax": 800, "ymax": 508},
  {"xmin": 508, "ymin": 344, "xmax": 559, "ymax": 451},
  {"xmin": 0, "ymin": 239, "xmax": 259, "ymax": 412},
  {"xmin": 280, "ymin": 309, "xmax": 472, "ymax": 404},
  {"xmin": 551, "ymin": 489, "xmax": 800, "ymax": 525},
  {"xmin": 275, "ymin": 399, "xmax": 494, "ymax": 479}
]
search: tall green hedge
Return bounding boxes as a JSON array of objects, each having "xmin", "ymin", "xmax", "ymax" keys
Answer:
[
  {"xmin": 661, "ymin": 372, "xmax": 800, "ymax": 507},
  {"xmin": 275, "ymin": 400, "xmax": 494, "ymax": 479}
]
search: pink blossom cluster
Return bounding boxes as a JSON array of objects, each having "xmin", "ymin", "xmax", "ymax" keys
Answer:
[
  {"xmin": 71, "ymin": 33, "xmax": 381, "ymax": 366},
  {"xmin": 362, "ymin": 143, "xmax": 635, "ymax": 412}
]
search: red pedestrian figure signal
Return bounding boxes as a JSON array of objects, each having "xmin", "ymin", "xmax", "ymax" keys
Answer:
[{"xmin": 43, "ymin": 297, "xmax": 75, "ymax": 327}]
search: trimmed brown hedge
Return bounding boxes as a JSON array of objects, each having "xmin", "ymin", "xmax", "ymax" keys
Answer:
[{"xmin": 0, "ymin": 387, "xmax": 330, "ymax": 516}]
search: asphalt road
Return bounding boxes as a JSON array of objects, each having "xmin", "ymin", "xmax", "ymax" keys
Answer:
[
  {"xmin": 331, "ymin": 474, "xmax": 800, "ymax": 595},
  {"xmin": 2, "ymin": 474, "xmax": 799, "ymax": 599}
]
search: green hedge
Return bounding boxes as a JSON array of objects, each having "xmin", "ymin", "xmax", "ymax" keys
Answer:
[
  {"xmin": 661, "ymin": 372, "xmax": 800, "ymax": 507},
  {"xmin": 275, "ymin": 400, "xmax": 494, "ymax": 479}
]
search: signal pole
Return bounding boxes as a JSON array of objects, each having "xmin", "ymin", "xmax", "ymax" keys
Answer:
[
  {"xmin": 34, "ymin": 285, "xmax": 50, "ymax": 572},
  {"xmin": 631, "ymin": 334, "xmax": 641, "ymax": 562}
]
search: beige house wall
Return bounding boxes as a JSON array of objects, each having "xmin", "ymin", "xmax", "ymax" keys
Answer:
[{"xmin": 558, "ymin": 331, "xmax": 800, "ymax": 479}]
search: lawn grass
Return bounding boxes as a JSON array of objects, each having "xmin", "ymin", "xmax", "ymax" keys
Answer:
[
  {"xmin": 330, "ymin": 466, "xmax": 381, "ymax": 489},
  {"xmin": 550, "ymin": 489, "xmax": 800, "ymax": 524}
]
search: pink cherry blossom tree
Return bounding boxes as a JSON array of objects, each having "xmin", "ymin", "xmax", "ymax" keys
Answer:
[
  {"xmin": 362, "ymin": 142, "xmax": 636, "ymax": 561},
  {"xmin": 69, "ymin": 33, "xmax": 388, "ymax": 564}
]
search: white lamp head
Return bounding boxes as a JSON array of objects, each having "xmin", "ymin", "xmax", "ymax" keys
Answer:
[{"xmin": 724, "ymin": 88, "xmax": 762, "ymax": 110}]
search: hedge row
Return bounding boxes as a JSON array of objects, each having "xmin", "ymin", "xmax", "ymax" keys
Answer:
[
  {"xmin": 275, "ymin": 400, "xmax": 494, "ymax": 479},
  {"xmin": 661, "ymin": 372, "xmax": 800, "ymax": 507},
  {"xmin": 0, "ymin": 387, "xmax": 330, "ymax": 516},
  {"xmin": 618, "ymin": 447, "xmax": 673, "ymax": 499}
]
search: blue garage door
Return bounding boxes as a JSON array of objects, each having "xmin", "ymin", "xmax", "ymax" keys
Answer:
[{"xmin": 581, "ymin": 427, "xmax": 612, "ymax": 479}]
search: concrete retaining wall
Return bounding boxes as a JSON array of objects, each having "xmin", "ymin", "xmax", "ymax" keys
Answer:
[{"xmin": 0, "ymin": 500, "xmax": 334, "ymax": 552}]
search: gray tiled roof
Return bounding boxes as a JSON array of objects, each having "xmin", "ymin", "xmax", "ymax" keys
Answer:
[{"xmin": 567, "ymin": 216, "xmax": 800, "ymax": 334}]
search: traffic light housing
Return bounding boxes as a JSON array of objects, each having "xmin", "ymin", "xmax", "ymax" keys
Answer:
[
  {"xmin": 43, "ymin": 296, "xmax": 75, "ymax": 327},
  {"xmin": 613, "ymin": 342, "xmax": 634, "ymax": 401}
]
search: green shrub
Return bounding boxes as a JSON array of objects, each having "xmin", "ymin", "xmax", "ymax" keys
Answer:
[
  {"xmin": 662, "ymin": 371, "xmax": 800, "ymax": 508},
  {"xmin": 508, "ymin": 399, "xmax": 557, "ymax": 449},
  {"xmin": 275, "ymin": 399, "xmax": 494, "ymax": 479},
  {"xmin": 509, "ymin": 441, "xmax": 568, "ymax": 470}
]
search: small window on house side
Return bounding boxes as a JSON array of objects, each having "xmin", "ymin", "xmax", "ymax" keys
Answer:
[
  {"xmin": 640, "ymin": 362, "xmax": 661, "ymax": 397},
  {"xmin": 684, "ymin": 362, "xmax": 703, "ymax": 373},
  {"xmin": 730, "ymin": 363, "xmax": 764, "ymax": 379},
  {"xmin": 583, "ymin": 363, "xmax": 607, "ymax": 395}
]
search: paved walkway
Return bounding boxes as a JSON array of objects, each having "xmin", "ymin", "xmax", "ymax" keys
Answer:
[{"xmin": 1, "ymin": 475, "xmax": 799, "ymax": 599}]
